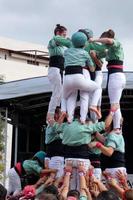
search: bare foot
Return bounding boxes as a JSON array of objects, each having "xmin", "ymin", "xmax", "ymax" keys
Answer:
[
  {"xmin": 46, "ymin": 113, "xmax": 55, "ymax": 125},
  {"xmin": 79, "ymin": 119, "xmax": 85, "ymax": 125},
  {"xmin": 89, "ymin": 106, "xmax": 102, "ymax": 119}
]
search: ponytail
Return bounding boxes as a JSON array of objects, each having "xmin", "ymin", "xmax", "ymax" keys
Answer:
[
  {"xmin": 100, "ymin": 29, "xmax": 115, "ymax": 38},
  {"xmin": 54, "ymin": 24, "xmax": 67, "ymax": 35},
  {"xmin": 107, "ymin": 29, "xmax": 115, "ymax": 38}
]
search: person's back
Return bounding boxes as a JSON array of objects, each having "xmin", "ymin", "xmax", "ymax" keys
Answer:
[
  {"xmin": 64, "ymin": 47, "xmax": 91, "ymax": 67},
  {"xmin": 61, "ymin": 119, "xmax": 105, "ymax": 146}
]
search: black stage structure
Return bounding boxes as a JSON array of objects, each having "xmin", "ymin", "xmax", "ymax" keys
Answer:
[{"xmin": 0, "ymin": 72, "xmax": 133, "ymax": 173}]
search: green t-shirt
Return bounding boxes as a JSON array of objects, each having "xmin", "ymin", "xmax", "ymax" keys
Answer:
[
  {"xmin": 85, "ymin": 42, "xmax": 106, "ymax": 67},
  {"xmin": 105, "ymin": 131, "xmax": 125, "ymax": 152},
  {"xmin": 80, "ymin": 196, "xmax": 88, "ymax": 200},
  {"xmin": 85, "ymin": 42, "xmax": 106, "ymax": 53},
  {"xmin": 106, "ymin": 39, "xmax": 124, "ymax": 61},
  {"xmin": 90, "ymin": 132, "xmax": 107, "ymax": 154},
  {"xmin": 48, "ymin": 35, "xmax": 72, "ymax": 57},
  {"xmin": 52, "ymin": 120, "xmax": 105, "ymax": 146},
  {"xmin": 64, "ymin": 47, "xmax": 94, "ymax": 68},
  {"xmin": 45, "ymin": 125, "xmax": 62, "ymax": 144},
  {"xmin": 23, "ymin": 160, "xmax": 42, "ymax": 175}
]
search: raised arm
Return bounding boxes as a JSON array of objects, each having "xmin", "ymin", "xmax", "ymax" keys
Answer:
[
  {"xmin": 54, "ymin": 35, "xmax": 72, "ymax": 48},
  {"xmin": 89, "ymin": 37, "xmax": 114, "ymax": 45}
]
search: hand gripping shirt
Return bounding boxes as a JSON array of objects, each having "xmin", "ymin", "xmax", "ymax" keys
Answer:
[{"xmin": 48, "ymin": 35, "xmax": 72, "ymax": 57}]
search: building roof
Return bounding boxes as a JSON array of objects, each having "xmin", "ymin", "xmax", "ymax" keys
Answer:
[
  {"xmin": 0, "ymin": 36, "xmax": 48, "ymax": 54},
  {"xmin": 0, "ymin": 76, "xmax": 51, "ymax": 100}
]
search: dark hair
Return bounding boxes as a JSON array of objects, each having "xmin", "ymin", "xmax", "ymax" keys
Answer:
[
  {"xmin": 124, "ymin": 189, "xmax": 133, "ymax": 200},
  {"xmin": 54, "ymin": 24, "xmax": 67, "ymax": 35},
  {"xmin": 96, "ymin": 191, "xmax": 119, "ymax": 200},
  {"xmin": 100, "ymin": 29, "xmax": 115, "ymax": 38},
  {"xmin": 43, "ymin": 185, "xmax": 58, "ymax": 196},
  {"xmin": 0, "ymin": 184, "xmax": 7, "ymax": 200},
  {"xmin": 38, "ymin": 193, "xmax": 58, "ymax": 200},
  {"xmin": 32, "ymin": 156, "xmax": 44, "ymax": 168},
  {"xmin": 67, "ymin": 190, "xmax": 80, "ymax": 199},
  {"xmin": 100, "ymin": 31, "xmax": 107, "ymax": 38},
  {"xmin": 78, "ymin": 29, "xmax": 89, "ymax": 40}
]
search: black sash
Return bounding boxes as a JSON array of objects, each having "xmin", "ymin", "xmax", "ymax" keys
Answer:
[
  {"xmin": 63, "ymin": 144, "xmax": 90, "ymax": 159},
  {"xmin": 65, "ymin": 66, "xmax": 83, "ymax": 75},
  {"xmin": 101, "ymin": 151, "xmax": 125, "ymax": 170},
  {"xmin": 49, "ymin": 55, "xmax": 64, "ymax": 70},
  {"xmin": 46, "ymin": 139, "xmax": 64, "ymax": 157},
  {"xmin": 49, "ymin": 55, "xmax": 64, "ymax": 81}
]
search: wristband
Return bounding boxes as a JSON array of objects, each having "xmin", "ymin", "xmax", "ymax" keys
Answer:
[
  {"xmin": 79, "ymin": 172, "xmax": 85, "ymax": 176},
  {"xmin": 66, "ymin": 172, "xmax": 71, "ymax": 176},
  {"xmin": 96, "ymin": 142, "xmax": 103, "ymax": 148}
]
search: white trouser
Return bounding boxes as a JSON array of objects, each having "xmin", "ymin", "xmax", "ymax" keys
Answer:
[
  {"xmin": 66, "ymin": 90, "xmax": 78, "ymax": 122},
  {"xmin": 66, "ymin": 90, "xmax": 89, "ymax": 122},
  {"xmin": 79, "ymin": 70, "xmax": 90, "ymax": 122},
  {"xmin": 113, "ymin": 108, "xmax": 122, "ymax": 129},
  {"xmin": 66, "ymin": 70, "xmax": 90, "ymax": 122},
  {"xmin": 46, "ymin": 156, "xmax": 64, "ymax": 178},
  {"xmin": 63, "ymin": 71, "xmax": 98, "ymax": 122},
  {"xmin": 48, "ymin": 67, "xmax": 62, "ymax": 114},
  {"xmin": 63, "ymin": 73, "xmax": 98, "ymax": 99},
  {"xmin": 108, "ymin": 72, "xmax": 126, "ymax": 128},
  {"xmin": 7, "ymin": 167, "xmax": 22, "ymax": 195},
  {"xmin": 108, "ymin": 73, "xmax": 126, "ymax": 104},
  {"xmin": 89, "ymin": 71, "xmax": 103, "ymax": 122},
  {"xmin": 105, "ymin": 167, "xmax": 127, "ymax": 183},
  {"xmin": 65, "ymin": 158, "xmax": 90, "ymax": 190},
  {"xmin": 90, "ymin": 71, "xmax": 103, "ymax": 107}
]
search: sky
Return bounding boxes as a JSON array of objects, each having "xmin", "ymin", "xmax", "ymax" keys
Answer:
[{"xmin": 0, "ymin": 0, "xmax": 133, "ymax": 70}]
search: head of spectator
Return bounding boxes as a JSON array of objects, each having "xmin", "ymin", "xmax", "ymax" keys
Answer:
[
  {"xmin": 67, "ymin": 190, "xmax": 80, "ymax": 200},
  {"xmin": 43, "ymin": 185, "xmax": 58, "ymax": 196},
  {"xmin": 22, "ymin": 185, "xmax": 36, "ymax": 199},
  {"xmin": 123, "ymin": 189, "xmax": 133, "ymax": 200},
  {"xmin": 37, "ymin": 193, "xmax": 58, "ymax": 200},
  {"xmin": 33, "ymin": 151, "xmax": 46, "ymax": 167},
  {"xmin": 96, "ymin": 190, "xmax": 119, "ymax": 200},
  {"xmin": 0, "ymin": 183, "xmax": 7, "ymax": 200}
]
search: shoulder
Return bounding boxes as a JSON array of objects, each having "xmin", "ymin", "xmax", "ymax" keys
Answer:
[
  {"xmin": 112, "ymin": 39, "xmax": 121, "ymax": 48},
  {"xmin": 107, "ymin": 132, "xmax": 122, "ymax": 142}
]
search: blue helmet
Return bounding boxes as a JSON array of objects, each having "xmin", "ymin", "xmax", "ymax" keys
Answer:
[
  {"xmin": 78, "ymin": 28, "xmax": 93, "ymax": 40},
  {"xmin": 71, "ymin": 32, "xmax": 87, "ymax": 48},
  {"xmin": 34, "ymin": 151, "xmax": 46, "ymax": 164}
]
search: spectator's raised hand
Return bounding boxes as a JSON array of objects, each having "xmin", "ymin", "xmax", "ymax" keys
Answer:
[{"xmin": 65, "ymin": 160, "xmax": 73, "ymax": 173}]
